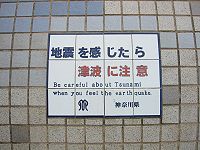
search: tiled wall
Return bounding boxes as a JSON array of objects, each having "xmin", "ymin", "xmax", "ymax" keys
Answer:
[{"xmin": 0, "ymin": 0, "xmax": 200, "ymax": 150}]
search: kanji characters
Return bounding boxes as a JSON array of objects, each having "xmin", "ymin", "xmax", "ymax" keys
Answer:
[
  {"xmin": 78, "ymin": 65, "xmax": 102, "ymax": 77},
  {"xmin": 51, "ymin": 47, "xmax": 74, "ymax": 58},
  {"xmin": 79, "ymin": 46, "xmax": 101, "ymax": 58},
  {"xmin": 108, "ymin": 65, "xmax": 130, "ymax": 77},
  {"xmin": 136, "ymin": 65, "xmax": 148, "ymax": 77}
]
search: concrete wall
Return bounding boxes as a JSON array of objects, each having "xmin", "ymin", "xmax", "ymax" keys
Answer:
[{"xmin": 0, "ymin": 0, "xmax": 200, "ymax": 149}]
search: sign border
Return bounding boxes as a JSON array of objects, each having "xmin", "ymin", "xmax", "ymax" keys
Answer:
[{"xmin": 47, "ymin": 32, "xmax": 162, "ymax": 118}]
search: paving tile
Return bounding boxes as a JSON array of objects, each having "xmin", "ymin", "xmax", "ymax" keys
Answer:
[
  {"xmin": 0, "ymin": 3, "xmax": 16, "ymax": 16},
  {"xmin": 196, "ymin": 33, "xmax": 200, "ymax": 48},
  {"xmin": 180, "ymin": 124, "xmax": 197, "ymax": 141},
  {"xmin": 30, "ymin": 51, "xmax": 47, "ymax": 67},
  {"xmin": 193, "ymin": 17, "xmax": 200, "ymax": 31},
  {"xmin": 17, "ymin": 2, "xmax": 33, "ymax": 16},
  {"xmin": 139, "ymin": 1, "xmax": 156, "ymax": 14},
  {"xmin": 141, "ymin": 16, "xmax": 157, "ymax": 30},
  {"xmin": 50, "ymin": 17, "xmax": 67, "ymax": 31},
  {"xmin": 143, "ymin": 126, "xmax": 160, "ymax": 142},
  {"xmin": 34, "ymin": 2, "xmax": 50, "ymax": 16},
  {"xmin": 85, "ymin": 118, "xmax": 103, "ymax": 125},
  {"xmin": 86, "ymin": 126, "xmax": 103, "ymax": 143},
  {"xmin": 48, "ymin": 126, "xmax": 65, "ymax": 142},
  {"xmin": 67, "ymin": 126, "xmax": 84, "ymax": 143},
  {"xmin": 0, "ymin": 144, "xmax": 11, "ymax": 150},
  {"xmin": 31, "ymin": 33, "xmax": 48, "ymax": 49},
  {"xmin": 68, "ymin": 144, "xmax": 84, "ymax": 150},
  {"xmin": 124, "ymin": 119, "xmax": 141, "ymax": 125},
  {"xmin": 105, "ymin": 16, "xmax": 121, "ymax": 31},
  {"xmin": 124, "ymin": 126, "xmax": 141, "ymax": 142},
  {"xmin": 67, "ymin": 118, "xmax": 84, "ymax": 125},
  {"xmin": 0, "ymin": 70, "xmax": 9, "ymax": 86},
  {"xmin": 180, "ymin": 49, "xmax": 196, "ymax": 66},
  {"xmin": 123, "ymin": 16, "xmax": 140, "ymax": 30},
  {"xmin": 48, "ymin": 118, "xmax": 65, "ymax": 125},
  {"xmin": 11, "ymin": 125, "xmax": 29, "ymax": 142},
  {"xmin": 191, "ymin": 1, "xmax": 200, "ymax": 15},
  {"xmin": 181, "ymin": 105, "xmax": 198, "ymax": 123},
  {"xmin": 32, "ymin": 17, "xmax": 49, "ymax": 32},
  {"xmin": 161, "ymin": 50, "xmax": 178, "ymax": 66},
  {"xmin": 162, "ymin": 68, "xmax": 179, "ymax": 85},
  {"xmin": 181, "ymin": 67, "xmax": 197, "ymax": 84},
  {"xmin": 30, "ymin": 126, "xmax": 47, "ymax": 142},
  {"xmin": 0, "ymin": 34, "xmax": 12, "ymax": 49},
  {"xmin": 174, "ymin": 1, "xmax": 190, "ymax": 15},
  {"xmin": 87, "ymin": 1, "xmax": 103, "ymax": 15},
  {"xmin": 29, "ymin": 69, "xmax": 46, "ymax": 86},
  {"xmin": 29, "ymin": 107, "xmax": 46, "ymax": 124},
  {"xmin": 15, "ymin": 17, "xmax": 31, "ymax": 32},
  {"xmin": 49, "ymin": 144, "xmax": 65, "ymax": 150},
  {"xmin": 179, "ymin": 142, "xmax": 196, "ymax": 150},
  {"xmin": 70, "ymin": 1, "xmax": 85, "ymax": 15},
  {"xmin": 161, "ymin": 125, "xmax": 179, "ymax": 141},
  {"xmin": 13, "ymin": 144, "xmax": 29, "ymax": 150},
  {"xmin": 86, "ymin": 144, "xmax": 103, "ymax": 150},
  {"xmin": 143, "ymin": 144, "xmax": 159, "ymax": 150},
  {"xmin": 68, "ymin": 17, "xmax": 85, "ymax": 31},
  {"xmin": 105, "ymin": 144, "xmax": 123, "ymax": 150},
  {"xmin": 123, "ymin": 1, "xmax": 138, "ymax": 14},
  {"xmin": 124, "ymin": 144, "xmax": 140, "ymax": 150},
  {"xmin": 0, "ymin": 126, "xmax": 10, "ymax": 142},
  {"xmin": 0, "ymin": 107, "xmax": 9, "ymax": 124},
  {"xmin": 13, "ymin": 33, "xmax": 30, "ymax": 49},
  {"xmin": 0, "ymin": 51, "xmax": 11, "ymax": 68},
  {"xmin": 0, "ymin": 89, "xmax": 9, "ymax": 106},
  {"xmin": 161, "ymin": 143, "xmax": 178, "ymax": 150},
  {"xmin": 105, "ymin": 126, "xmax": 122, "ymax": 142},
  {"xmin": 105, "ymin": 1, "xmax": 121, "ymax": 14},
  {"xmin": 87, "ymin": 16, "xmax": 103, "ymax": 31},
  {"xmin": 178, "ymin": 33, "xmax": 195, "ymax": 48},
  {"xmin": 157, "ymin": 1, "xmax": 173, "ymax": 14},
  {"xmin": 52, "ymin": 2, "xmax": 68, "ymax": 15},
  {"xmin": 11, "ymin": 107, "xmax": 28, "ymax": 124},
  {"xmin": 176, "ymin": 16, "xmax": 192, "ymax": 31},
  {"xmin": 158, "ymin": 16, "xmax": 175, "ymax": 31},
  {"xmin": 12, "ymin": 51, "xmax": 29, "ymax": 67},
  {"xmin": 30, "ymin": 144, "xmax": 47, "ymax": 150},
  {"xmin": 162, "ymin": 105, "xmax": 179, "ymax": 123},
  {"xmin": 163, "ymin": 86, "xmax": 179, "ymax": 104},
  {"xmin": 105, "ymin": 119, "xmax": 122, "ymax": 125},
  {"xmin": 11, "ymin": 88, "xmax": 27, "ymax": 105},
  {"xmin": 29, "ymin": 88, "xmax": 46, "ymax": 106},
  {"xmin": 0, "ymin": 18, "xmax": 14, "ymax": 32},
  {"xmin": 11, "ymin": 70, "xmax": 28, "ymax": 86},
  {"xmin": 143, "ymin": 118, "xmax": 160, "ymax": 124}
]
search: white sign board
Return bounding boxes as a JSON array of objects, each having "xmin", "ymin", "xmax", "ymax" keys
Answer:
[{"xmin": 47, "ymin": 33, "xmax": 162, "ymax": 117}]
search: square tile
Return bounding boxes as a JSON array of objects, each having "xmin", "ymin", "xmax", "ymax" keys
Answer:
[
  {"xmin": 85, "ymin": 118, "xmax": 103, "ymax": 125},
  {"xmin": 105, "ymin": 16, "xmax": 121, "ymax": 31},
  {"xmin": 68, "ymin": 17, "xmax": 85, "ymax": 31},
  {"xmin": 143, "ymin": 126, "xmax": 160, "ymax": 142},
  {"xmin": 158, "ymin": 16, "xmax": 175, "ymax": 31},
  {"xmin": 0, "ymin": 126, "xmax": 10, "ymax": 142},
  {"xmin": 124, "ymin": 126, "xmax": 141, "ymax": 142},
  {"xmin": 161, "ymin": 143, "xmax": 178, "ymax": 150},
  {"xmin": 11, "ymin": 125, "xmax": 29, "ymax": 142},
  {"xmin": 52, "ymin": 2, "xmax": 68, "ymax": 15},
  {"xmin": 86, "ymin": 126, "xmax": 103, "ymax": 143},
  {"xmin": 105, "ymin": 1, "xmax": 121, "ymax": 14},
  {"xmin": 30, "ymin": 51, "xmax": 47, "ymax": 67},
  {"xmin": 180, "ymin": 50, "xmax": 196, "ymax": 66},
  {"xmin": 180, "ymin": 124, "xmax": 197, "ymax": 141},
  {"xmin": 163, "ymin": 86, "xmax": 179, "ymax": 104},
  {"xmin": 143, "ymin": 118, "xmax": 160, "ymax": 124},
  {"xmin": 105, "ymin": 126, "xmax": 122, "ymax": 142},
  {"xmin": 13, "ymin": 33, "xmax": 30, "ymax": 49},
  {"xmin": 181, "ymin": 105, "xmax": 198, "ymax": 123},
  {"xmin": 29, "ymin": 69, "xmax": 46, "ymax": 86},
  {"xmin": 157, "ymin": 1, "xmax": 173, "ymax": 14},
  {"xmin": 139, "ymin": 1, "xmax": 156, "ymax": 14},
  {"xmin": 15, "ymin": 17, "xmax": 31, "ymax": 32},
  {"xmin": 0, "ymin": 107, "xmax": 9, "ymax": 124},
  {"xmin": 17, "ymin": 2, "xmax": 33, "ymax": 16},
  {"xmin": 29, "ymin": 107, "xmax": 46, "ymax": 124},
  {"xmin": 30, "ymin": 144, "xmax": 47, "ymax": 150},
  {"xmin": 162, "ymin": 68, "xmax": 178, "ymax": 85},
  {"xmin": 50, "ymin": 17, "xmax": 67, "ymax": 31},
  {"xmin": 0, "ymin": 18, "xmax": 14, "ymax": 32},
  {"xmin": 0, "ymin": 89, "xmax": 9, "ymax": 106},
  {"xmin": 34, "ymin": 2, "xmax": 50, "ymax": 16},
  {"xmin": 31, "ymin": 33, "xmax": 48, "ymax": 49},
  {"xmin": 11, "ymin": 88, "xmax": 27, "ymax": 105},
  {"xmin": 141, "ymin": 16, "xmax": 157, "ymax": 30},
  {"xmin": 178, "ymin": 33, "xmax": 195, "ymax": 48},
  {"xmin": 11, "ymin": 107, "xmax": 28, "ymax": 124},
  {"xmin": 179, "ymin": 142, "xmax": 196, "ymax": 150},
  {"xmin": 105, "ymin": 144, "xmax": 123, "ymax": 150},
  {"xmin": 13, "ymin": 144, "xmax": 29, "ymax": 150},
  {"xmin": 49, "ymin": 144, "xmax": 65, "ymax": 150},
  {"xmin": 30, "ymin": 126, "xmax": 47, "ymax": 142},
  {"xmin": 0, "ymin": 70, "xmax": 9, "ymax": 86},
  {"xmin": 87, "ymin": 16, "xmax": 103, "ymax": 31},
  {"xmin": 0, "ymin": 3, "xmax": 16, "ymax": 16},
  {"xmin": 67, "ymin": 127, "xmax": 85, "ymax": 143},
  {"xmin": 0, "ymin": 34, "xmax": 12, "ymax": 49},
  {"xmin": 0, "ymin": 51, "xmax": 11, "ymax": 68},
  {"xmin": 70, "ymin": 1, "xmax": 85, "ymax": 15},
  {"xmin": 161, "ymin": 50, "xmax": 178, "ymax": 66},
  {"xmin": 11, "ymin": 69, "xmax": 28, "ymax": 86},
  {"xmin": 87, "ymin": 1, "xmax": 103, "ymax": 15},
  {"xmin": 48, "ymin": 126, "xmax": 65, "ymax": 142},
  {"xmin": 191, "ymin": 1, "xmax": 200, "ymax": 15},
  {"xmin": 174, "ymin": 1, "xmax": 190, "ymax": 15},
  {"xmin": 124, "ymin": 144, "xmax": 140, "ymax": 150},
  {"xmin": 196, "ymin": 33, "xmax": 200, "ymax": 48},
  {"xmin": 162, "ymin": 105, "xmax": 179, "ymax": 123},
  {"xmin": 176, "ymin": 16, "xmax": 192, "ymax": 31},
  {"xmin": 48, "ymin": 118, "xmax": 65, "ymax": 125},
  {"xmin": 68, "ymin": 144, "xmax": 84, "ymax": 150},
  {"xmin": 193, "ymin": 17, "xmax": 200, "ymax": 31},
  {"xmin": 32, "ymin": 17, "xmax": 49, "ymax": 32},
  {"xmin": 181, "ymin": 67, "xmax": 197, "ymax": 84},
  {"xmin": 161, "ymin": 125, "xmax": 179, "ymax": 141},
  {"xmin": 67, "ymin": 118, "xmax": 84, "ymax": 125},
  {"xmin": 86, "ymin": 145, "xmax": 103, "ymax": 150},
  {"xmin": 123, "ymin": 1, "xmax": 138, "ymax": 14},
  {"xmin": 0, "ymin": 144, "xmax": 11, "ymax": 150},
  {"xmin": 12, "ymin": 51, "xmax": 29, "ymax": 67},
  {"xmin": 105, "ymin": 119, "xmax": 122, "ymax": 125},
  {"xmin": 123, "ymin": 16, "xmax": 140, "ymax": 30}
]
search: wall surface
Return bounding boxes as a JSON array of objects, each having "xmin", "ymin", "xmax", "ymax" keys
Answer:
[{"xmin": 0, "ymin": 0, "xmax": 200, "ymax": 150}]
